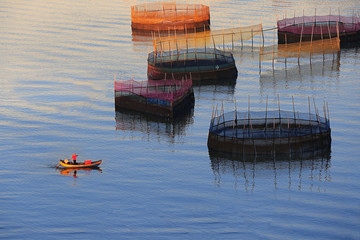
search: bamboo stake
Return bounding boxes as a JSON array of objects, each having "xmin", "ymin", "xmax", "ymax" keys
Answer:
[
  {"xmin": 292, "ymin": 96, "xmax": 296, "ymax": 126},
  {"xmin": 248, "ymin": 95, "xmax": 251, "ymax": 134},
  {"xmin": 308, "ymin": 96, "xmax": 312, "ymax": 128},
  {"xmin": 261, "ymin": 21, "xmax": 264, "ymax": 47},
  {"xmin": 215, "ymin": 104, "xmax": 220, "ymax": 127},
  {"xmin": 323, "ymin": 101, "xmax": 327, "ymax": 123},
  {"xmin": 251, "ymin": 21, "xmax": 254, "ymax": 49},
  {"xmin": 287, "ymin": 112, "xmax": 290, "ymax": 129},
  {"xmin": 259, "ymin": 30, "xmax": 262, "ymax": 73},
  {"xmin": 272, "ymin": 29, "xmax": 275, "ymax": 69},
  {"xmin": 298, "ymin": 22, "xmax": 304, "ymax": 63},
  {"xmin": 327, "ymin": 102, "xmax": 330, "ymax": 123},
  {"xmin": 243, "ymin": 112, "xmax": 246, "ymax": 129},
  {"xmin": 310, "ymin": 21, "xmax": 315, "ymax": 63},
  {"xmin": 312, "ymin": 97, "xmax": 320, "ymax": 124},
  {"xmin": 265, "ymin": 96, "xmax": 268, "ymax": 130},
  {"xmin": 277, "ymin": 95, "xmax": 281, "ymax": 129},
  {"xmin": 204, "ymin": 24, "xmax": 207, "ymax": 53},
  {"xmin": 273, "ymin": 112, "xmax": 275, "ymax": 129},
  {"xmin": 239, "ymin": 20, "xmax": 243, "ymax": 48}
]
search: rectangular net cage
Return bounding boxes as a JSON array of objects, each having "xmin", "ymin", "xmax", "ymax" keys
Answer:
[{"xmin": 114, "ymin": 78, "xmax": 194, "ymax": 118}]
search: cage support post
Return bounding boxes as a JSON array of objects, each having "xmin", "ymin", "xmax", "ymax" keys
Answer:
[
  {"xmin": 323, "ymin": 101, "xmax": 327, "ymax": 124},
  {"xmin": 204, "ymin": 24, "xmax": 207, "ymax": 53},
  {"xmin": 298, "ymin": 23, "xmax": 304, "ymax": 64},
  {"xmin": 259, "ymin": 31, "xmax": 262, "ymax": 73},
  {"xmin": 251, "ymin": 22, "xmax": 254, "ymax": 50},
  {"xmin": 277, "ymin": 95, "xmax": 281, "ymax": 131},
  {"xmin": 265, "ymin": 96, "xmax": 268, "ymax": 131},
  {"xmin": 272, "ymin": 29, "xmax": 275, "ymax": 70},
  {"xmin": 248, "ymin": 95, "xmax": 251, "ymax": 136},
  {"xmin": 327, "ymin": 102, "xmax": 330, "ymax": 123},
  {"xmin": 239, "ymin": 20, "xmax": 243, "ymax": 48},
  {"xmin": 291, "ymin": 96, "xmax": 296, "ymax": 127},
  {"xmin": 308, "ymin": 97, "xmax": 312, "ymax": 134}
]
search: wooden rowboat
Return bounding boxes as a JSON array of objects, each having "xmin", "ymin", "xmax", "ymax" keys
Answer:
[{"xmin": 58, "ymin": 160, "xmax": 102, "ymax": 168}]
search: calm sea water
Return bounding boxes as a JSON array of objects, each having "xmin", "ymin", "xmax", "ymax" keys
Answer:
[{"xmin": 1, "ymin": 0, "xmax": 360, "ymax": 239}]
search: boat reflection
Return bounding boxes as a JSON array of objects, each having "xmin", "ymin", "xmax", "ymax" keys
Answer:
[
  {"xmin": 115, "ymin": 107, "xmax": 194, "ymax": 143},
  {"xmin": 209, "ymin": 142, "xmax": 331, "ymax": 191},
  {"xmin": 57, "ymin": 167, "xmax": 102, "ymax": 178}
]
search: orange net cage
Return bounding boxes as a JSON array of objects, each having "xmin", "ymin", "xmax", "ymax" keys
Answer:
[{"xmin": 131, "ymin": 2, "xmax": 210, "ymax": 32}]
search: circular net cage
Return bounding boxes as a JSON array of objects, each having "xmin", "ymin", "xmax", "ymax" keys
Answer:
[
  {"xmin": 208, "ymin": 110, "xmax": 331, "ymax": 154},
  {"xmin": 148, "ymin": 48, "xmax": 236, "ymax": 70},
  {"xmin": 131, "ymin": 3, "xmax": 210, "ymax": 32}
]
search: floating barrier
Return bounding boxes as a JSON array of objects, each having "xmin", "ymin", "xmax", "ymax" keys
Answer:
[
  {"xmin": 131, "ymin": 2, "xmax": 210, "ymax": 33},
  {"xmin": 114, "ymin": 77, "xmax": 194, "ymax": 119},
  {"xmin": 207, "ymin": 97, "xmax": 331, "ymax": 154}
]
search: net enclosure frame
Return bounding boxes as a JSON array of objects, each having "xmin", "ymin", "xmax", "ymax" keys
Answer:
[
  {"xmin": 131, "ymin": 2, "xmax": 210, "ymax": 33},
  {"xmin": 114, "ymin": 78, "xmax": 194, "ymax": 119},
  {"xmin": 147, "ymin": 48, "xmax": 238, "ymax": 82},
  {"xmin": 207, "ymin": 109, "xmax": 331, "ymax": 154},
  {"xmin": 277, "ymin": 14, "xmax": 360, "ymax": 45}
]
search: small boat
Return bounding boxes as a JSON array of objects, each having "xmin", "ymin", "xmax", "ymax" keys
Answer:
[{"xmin": 58, "ymin": 160, "xmax": 102, "ymax": 168}]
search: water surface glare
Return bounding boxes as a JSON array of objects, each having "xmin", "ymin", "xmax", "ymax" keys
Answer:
[{"xmin": 1, "ymin": 0, "xmax": 360, "ymax": 239}]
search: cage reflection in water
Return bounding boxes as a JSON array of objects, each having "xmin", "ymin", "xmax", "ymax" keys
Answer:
[
  {"xmin": 114, "ymin": 78, "xmax": 194, "ymax": 119},
  {"xmin": 147, "ymin": 48, "xmax": 238, "ymax": 83},
  {"xmin": 209, "ymin": 143, "xmax": 331, "ymax": 190},
  {"xmin": 207, "ymin": 98, "xmax": 331, "ymax": 155},
  {"xmin": 115, "ymin": 107, "xmax": 194, "ymax": 143},
  {"xmin": 131, "ymin": 2, "xmax": 210, "ymax": 34},
  {"xmin": 259, "ymin": 57, "xmax": 340, "ymax": 92}
]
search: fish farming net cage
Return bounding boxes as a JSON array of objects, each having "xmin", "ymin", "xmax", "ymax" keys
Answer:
[
  {"xmin": 278, "ymin": 15, "xmax": 360, "ymax": 34},
  {"xmin": 131, "ymin": 3, "xmax": 210, "ymax": 32},
  {"xmin": 152, "ymin": 24, "xmax": 263, "ymax": 52},
  {"xmin": 208, "ymin": 110, "xmax": 331, "ymax": 147},
  {"xmin": 114, "ymin": 78, "xmax": 192, "ymax": 104},
  {"xmin": 148, "ymin": 48, "xmax": 236, "ymax": 70}
]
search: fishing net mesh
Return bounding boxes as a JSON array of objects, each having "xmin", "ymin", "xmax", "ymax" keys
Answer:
[
  {"xmin": 278, "ymin": 15, "xmax": 360, "ymax": 34},
  {"xmin": 153, "ymin": 24, "xmax": 263, "ymax": 51},
  {"xmin": 260, "ymin": 37, "xmax": 340, "ymax": 61},
  {"xmin": 209, "ymin": 110, "xmax": 330, "ymax": 139},
  {"xmin": 114, "ymin": 79, "xmax": 192, "ymax": 102},
  {"xmin": 131, "ymin": 3, "xmax": 210, "ymax": 25}
]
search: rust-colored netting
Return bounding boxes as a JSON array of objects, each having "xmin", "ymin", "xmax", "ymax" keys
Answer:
[
  {"xmin": 153, "ymin": 24, "xmax": 263, "ymax": 51},
  {"xmin": 131, "ymin": 2, "xmax": 210, "ymax": 31}
]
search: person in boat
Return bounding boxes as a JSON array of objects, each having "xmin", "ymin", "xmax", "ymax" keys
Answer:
[
  {"xmin": 64, "ymin": 159, "xmax": 70, "ymax": 164},
  {"xmin": 72, "ymin": 153, "xmax": 78, "ymax": 165}
]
